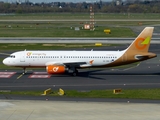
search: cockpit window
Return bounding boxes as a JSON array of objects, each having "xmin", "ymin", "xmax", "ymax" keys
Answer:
[{"xmin": 9, "ymin": 55, "xmax": 15, "ymax": 58}]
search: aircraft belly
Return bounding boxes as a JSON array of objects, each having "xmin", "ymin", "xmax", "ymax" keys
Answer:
[
  {"xmin": 93, "ymin": 59, "xmax": 112, "ymax": 66},
  {"xmin": 29, "ymin": 62, "xmax": 45, "ymax": 66}
]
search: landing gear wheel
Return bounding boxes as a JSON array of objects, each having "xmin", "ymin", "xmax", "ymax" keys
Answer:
[
  {"xmin": 72, "ymin": 70, "xmax": 78, "ymax": 76},
  {"xmin": 72, "ymin": 72, "xmax": 77, "ymax": 76}
]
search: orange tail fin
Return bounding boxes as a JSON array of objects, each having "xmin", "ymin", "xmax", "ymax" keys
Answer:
[{"xmin": 126, "ymin": 27, "xmax": 154, "ymax": 52}]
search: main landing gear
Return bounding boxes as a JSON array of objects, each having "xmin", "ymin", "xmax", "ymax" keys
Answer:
[{"xmin": 72, "ymin": 69, "xmax": 78, "ymax": 76}]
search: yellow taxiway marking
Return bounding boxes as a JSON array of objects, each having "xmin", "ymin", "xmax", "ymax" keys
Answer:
[{"xmin": 17, "ymin": 72, "xmax": 27, "ymax": 79}]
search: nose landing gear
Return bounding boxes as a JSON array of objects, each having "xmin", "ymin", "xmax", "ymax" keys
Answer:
[{"xmin": 23, "ymin": 67, "xmax": 27, "ymax": 74}]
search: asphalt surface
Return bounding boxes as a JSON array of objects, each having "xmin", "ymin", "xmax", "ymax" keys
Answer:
[
  {"xmin": 0, "ymin": 59, "xmax": 160, "ymax": 91},
  {"xmin": 0, "ymin": 38, "xmax": 160, "ymax": 43},
  {"xmin": 0, "ymin": 43, "xmax": 160, "ymax": 120}
]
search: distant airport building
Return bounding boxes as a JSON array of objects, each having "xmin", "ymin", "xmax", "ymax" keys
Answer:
[
  {"xmin": 25, "ymin": 0, "xmax": 29, "ymax": 4},
  {"xmin": 116, "ymin": 0, "xmax": 121, "ymax": 5},
  {"xmin": 84, "ymin": 24, "xmax": 90, "ymax": 30},
  {"xmin": 16, "ymin": 0, "xmax": 21, "ymax": 4},
  {"xmin": 112, "ymin": 0, "xmax": 122, "ymax": 5}
]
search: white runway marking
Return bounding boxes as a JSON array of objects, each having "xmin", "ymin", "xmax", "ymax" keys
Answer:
[
  {"xmin": 0, "ymin": 72, "xmax": 16, "ymax": 75},
  {"xmin": 32, "ymin": 72, "xmax": 48, "ymax": 75},
  {"xmin": 0, "ymin": 72, "xmax": 16, "ymax": 78},
  {"xmin": 28, "ymin": 75, "xmax": 51, "ymax": 78},
  {"xmin": 0, "ymin": 75, "xmax": 13, "ymax": 78}
]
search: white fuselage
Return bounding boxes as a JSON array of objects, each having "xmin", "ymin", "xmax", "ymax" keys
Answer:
[{"xmin": 3, "ymin": 50, "xmax": 125, "ymax": 68}]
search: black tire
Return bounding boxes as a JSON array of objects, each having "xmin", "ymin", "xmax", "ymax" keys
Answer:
[
  {"xmin": 72, "ymin": 72, "xmax": 77, "ymax": 76},
  {"xmin": 72, "ymin": 69, "xmax": 78, "ymax": 76},
  {"xmin": 75, "ymin": 69, "xmax": 78, "ymax": 73}
]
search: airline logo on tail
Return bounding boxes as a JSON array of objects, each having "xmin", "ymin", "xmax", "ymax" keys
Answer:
[{"xmin": 135, "ymin": 37, "xmax": 150, "ymax": 50}]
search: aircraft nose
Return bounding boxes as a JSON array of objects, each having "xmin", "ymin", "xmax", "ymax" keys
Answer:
[{"xmin": 3, "ymin": 58, "xmax": 9, "ymax": 65}]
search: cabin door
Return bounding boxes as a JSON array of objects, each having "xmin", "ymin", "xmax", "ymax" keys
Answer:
[{"xmin": 20, "ymin": 52, "xmax": 25, "ymax": 62}]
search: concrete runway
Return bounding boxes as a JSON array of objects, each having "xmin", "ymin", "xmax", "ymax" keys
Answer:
[{"xmin": 1, "ymin": 99, "xmax": 160, "ymax": 120}]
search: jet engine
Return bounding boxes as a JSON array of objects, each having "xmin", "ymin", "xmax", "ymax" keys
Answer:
[{"xmin": 46, "ymin": 65, "xmax": 66, "ymax": 74}]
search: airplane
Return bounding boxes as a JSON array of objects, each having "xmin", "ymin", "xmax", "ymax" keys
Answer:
[{"xmin": 3, "ymin": 27, "xmax": 157, "ymax": 76}]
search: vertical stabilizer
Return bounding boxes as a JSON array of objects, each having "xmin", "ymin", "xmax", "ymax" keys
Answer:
[{"xmin": 126, "ymin": 27, "xmax": 154, "ymax": 52}]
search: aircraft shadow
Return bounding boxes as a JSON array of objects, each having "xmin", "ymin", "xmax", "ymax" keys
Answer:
[{"xmin": 16, "ymin": 69, "xmax": 160, "ymax": 80}]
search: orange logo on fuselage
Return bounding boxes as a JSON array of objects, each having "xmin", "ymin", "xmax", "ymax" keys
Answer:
[
  {"xmin": 89, "ymin": 60, "xmax": 94, "ymax": 65},
  {"xmin": 53, "ymin": 67, "xmax": 59, "ymax": 72},
  {"xmin": 27, "ymin": 52, "xmax": 32, "ymax": 56}
]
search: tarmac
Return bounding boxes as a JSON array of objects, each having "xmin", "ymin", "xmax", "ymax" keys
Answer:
[
  {"xmin": 0, "ymin": 99, "xmax": 160, "ymax": 120},
  {"xmin": 0, "ymin": 40, "xmax": 160, "ymax": 120}
]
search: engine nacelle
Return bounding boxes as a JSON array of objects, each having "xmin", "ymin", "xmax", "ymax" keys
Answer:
[{"xmin": 46, "ymin": 65, "xmax": 66, "ymax": 74}]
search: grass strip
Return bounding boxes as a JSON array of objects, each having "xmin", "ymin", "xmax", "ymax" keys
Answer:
[
  {"xmin": 0, "ymin": 43, "xmax": 118, "ymax": 51},
  {"xmin": 1, "ymin": 89, "xmax": 160, "ymax": 100},
  {"xmin": 0, "ymin": 26, "xmax": 136, "ymax": 37}
]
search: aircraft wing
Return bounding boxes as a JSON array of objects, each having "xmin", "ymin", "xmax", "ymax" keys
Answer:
[{"xmin": 45, "ymin": 61, "xmax": 91, "ymax": 68}]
